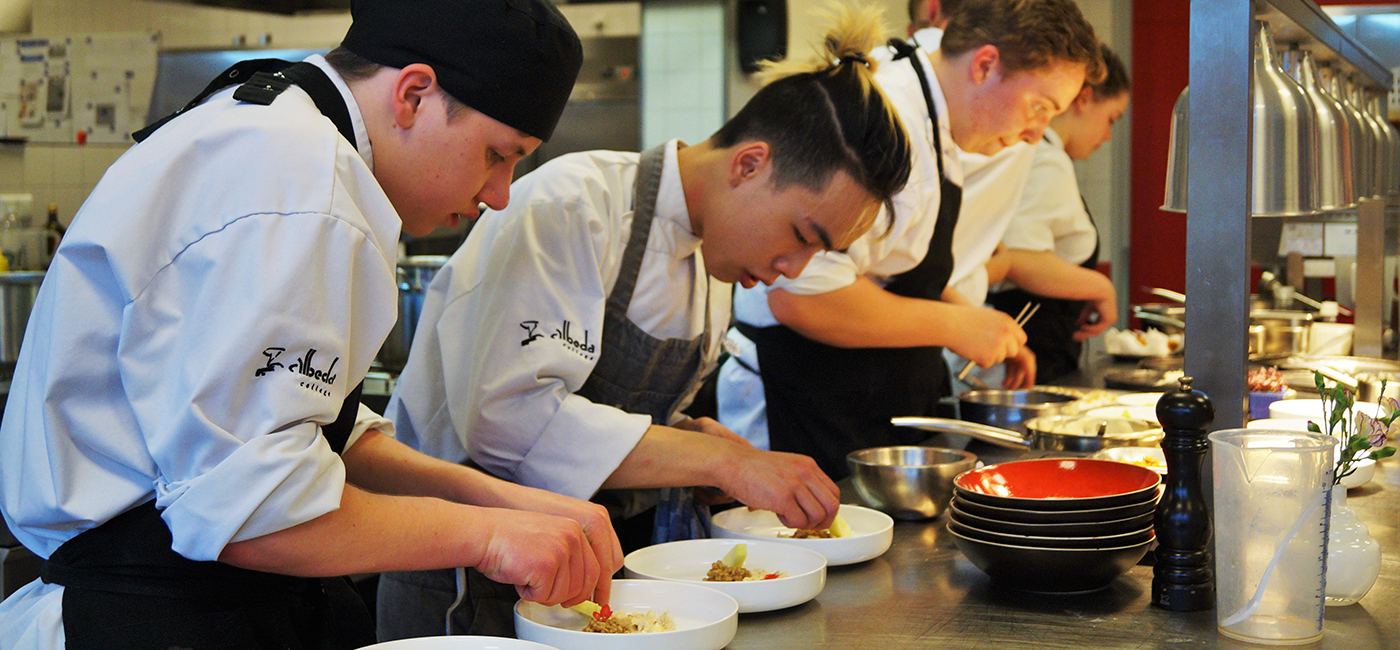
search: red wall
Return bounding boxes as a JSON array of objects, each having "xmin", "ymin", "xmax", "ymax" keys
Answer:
[{"xmin": 1126, "ymin": 0, "xmax": 1388, "ymax": 312}]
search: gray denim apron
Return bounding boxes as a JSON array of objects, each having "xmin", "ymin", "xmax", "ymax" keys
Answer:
[
  {"xmin": 577, "ymin": 143, "xmax": 714, "ymax": 545},
  {"xmin": 376, "ymin": 144, "xmax": 713, "ymax": 642}
]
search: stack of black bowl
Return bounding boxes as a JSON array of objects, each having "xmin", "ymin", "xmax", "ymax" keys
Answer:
[{"xmin": 947, "ymin": 458, "xmax": 1161, "ymax": 593}]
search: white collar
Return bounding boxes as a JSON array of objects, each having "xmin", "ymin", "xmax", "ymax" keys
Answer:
[
  {"xmin": 306, "ymin": 54, "xmax": 374, "ymax": 170},
  {"xmin": 911, "ymin": 26, "xmax": 943, "ymax": 51},
  {"xmin": 654, "ymin": 139, "xmax": 700, "ymax": 260}
]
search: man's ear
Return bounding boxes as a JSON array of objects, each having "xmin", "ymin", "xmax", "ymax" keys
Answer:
[
  {"xmin": 391, "ymin": 63, "xmax": 438, "ymax": 129},
  {"xmin": 968, "ymin": 44, "xmax": 1001, "ymax": 86},
  {"xmin": 1071, "ymin": 85, "xmax": 1095, "ymax": 114},
  {"xmin": 728, "ymin": 141, "xmax": 772, "ymax": 187}
]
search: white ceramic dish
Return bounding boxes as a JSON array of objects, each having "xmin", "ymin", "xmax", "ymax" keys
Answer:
[
  {"xmin": 1086, "ymin": 405, "xmax": 1160, "ymax": 424},
  {"xmin": 623, "ymin": 539, "xmax": 827, "ymax": 613},
  {"xmin": 363, "ymin": 638, "xmax": 559, "ymax": 650},
  {"xmin": 1113, "ymin": 392, "xmax": 1165, "ymax": 407},
  {"xmin": 514, "ymin": 580, "xmax": 737, "ymax": 650},
  {"xmin": 1093, "ymin": 447, "xmax": 1168, "ymax": 475},
  {"xmin": 1268, "ymin": 398, "xmax": 1379, "ymax": 421},
  {"xmin": 710, "ymin": 504, "xmax": 894, "ymax": 566},
  {"xmin": 1245, "ymin": 417, "xmax": 1317, "ymax": 431},
  {"xmin": 1341, "ymin": 457, "xmax": 1376, "ymax": 489}
]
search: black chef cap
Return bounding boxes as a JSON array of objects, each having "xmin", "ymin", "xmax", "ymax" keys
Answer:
[{"xmin": 341, "ymin": 0, "xmax": 583, "ymax": 142}]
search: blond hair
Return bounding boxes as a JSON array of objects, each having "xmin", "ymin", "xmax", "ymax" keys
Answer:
[{"xmin": 713, "ymin": 3, "xmax": 911, "ymax": 232}]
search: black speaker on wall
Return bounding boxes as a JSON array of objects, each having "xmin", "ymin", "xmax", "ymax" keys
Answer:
[{"xmin": 737, "ymin": 0, "xmax": 787, "ymax": 73}]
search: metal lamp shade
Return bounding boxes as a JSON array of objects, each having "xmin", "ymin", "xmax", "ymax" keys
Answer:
[
  {"xmin": 1331, "ymin": 72, "xmax": 1374, "ymax": 198},
  {"xmin": 1369, "ymin": 94, "xmax": 1400, "ymax": 196},
  {"xmin": 1285, "ymin": 49, "xmax": 1355, "ymax": 210},
  {"xmin": 1251, "ymin": 22, "xmax": 1320, "ymax": 216},
  {"xmin": 1162, "ymin": 86, "xmax": 1189, "ymax": 212},
  {"xmin": 1349, "ymin": 79, "xmax": 1385, "ymax": 198}
]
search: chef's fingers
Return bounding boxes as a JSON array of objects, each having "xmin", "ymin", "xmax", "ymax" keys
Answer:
[{"xmin": 561, "ymin": 534, "xmax": 601, "ymax": 608}]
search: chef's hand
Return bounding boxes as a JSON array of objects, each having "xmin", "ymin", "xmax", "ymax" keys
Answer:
[
  {"xmin": 498, "ymin": 484, "xmax": 622, "ymax": 606},
  {"xmin": 475, "ymin": 509, "xmax": 602, "ymax": 607},
  {"xmin": 1075, "ymin": 295, "xmax": 1118, "ymax": 341},
  {"xmin": 949, "ymin": 305, "xmax": 1026, "ymax": 368},
  {"xmin": 1002, "ymin": 346, "xmax": 1037, "ymax": 390},
  {"xmin": 721, "ymin": 447, "xmax": 840, "ymax": 531}
]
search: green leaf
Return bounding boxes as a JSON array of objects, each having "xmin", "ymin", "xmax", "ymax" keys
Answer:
[
  {"xmin": 1315, "ymin": 371, "xmax": 1326, "ymax": 393},
  {"xmin": 1308, "ymin": 421, "xmax": 1322, "ymax": 433}
]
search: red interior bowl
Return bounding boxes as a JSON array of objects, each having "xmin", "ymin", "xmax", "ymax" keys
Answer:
[{"xmin": 953, "ymin": 458, "xmax": 1162, "ymax": 510}]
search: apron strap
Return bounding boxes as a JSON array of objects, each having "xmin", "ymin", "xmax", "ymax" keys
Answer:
[
  {"xmin": 605, "ymin": 144, "xmax": 668, "ymax": 315},
  {"xmin": 135, "ymin": 60, "xmax": 358, "ymax": 151}
]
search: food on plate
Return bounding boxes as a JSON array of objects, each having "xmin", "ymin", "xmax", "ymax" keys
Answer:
[
  {"xmin": 570, "ymin": 600, "xmax": 676, "ymax": 634},
  {"xmin": 703, "ymin": 543, "xmax": 784, "ymax": 582},
  {"xmin": 783, "ymin": 513, "xmax": 852, "ymax": 539},
  {"xmin": 1248, "ymin": 366, "xmax": 1288, "ymax": 393},
  {"xmin": 1120, "ymin": 455, "xmax": 1165, "ymax": 470},
  {"xmin": 1104, "ymin": 328, "xmax": 1183, "ymax": 357}
]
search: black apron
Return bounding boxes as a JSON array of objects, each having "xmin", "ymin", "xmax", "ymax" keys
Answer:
[
  {"xmin": 740, "ymin": 39, "xmax": 963, "ymax": 481},
  {"xmin": 43, "ymin": 59, "xmax": 376, "ymax": 650},
  {"xmin": 986, "ymin": 197, "xmax": 1101, "ymax": 384}
]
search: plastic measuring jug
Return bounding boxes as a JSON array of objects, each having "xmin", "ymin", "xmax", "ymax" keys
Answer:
[{"xmin": 1209, "ymin": 429, "xmax": 1335, "ymax": 645}]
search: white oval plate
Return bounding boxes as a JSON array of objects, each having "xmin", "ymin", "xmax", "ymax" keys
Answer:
[
  {"xmin": 363, "ymin": 638, "xmax": 559, "ymax": 650},
  {"xmin": 1245, "ymin": 418, "xmax": 1317, "ymax": 431},
  {"xmin": 1087, "ymin": 405, "xmax": 1160, "ymax": 424},
  {"xmin": 514, "ymin": 580, "xmax": 736, "ymax": 650},
  {"xmin": 1114, "ymin": 392, "xmax": 1164, "ymax": 407},
  {"xmin": 623, "ymin": 539, "xmax": 826, "ymax": 613},
  {"xmin": 1093, "ymin": 446, "xmax": 1168, "ymax": 475},
  {"xmin": 710, "ymin": 504, "xmax": 894, "ymax": 566}
]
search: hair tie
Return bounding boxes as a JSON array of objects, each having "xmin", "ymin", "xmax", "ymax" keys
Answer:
[{"xmin": 838, "ymin": 54, "xmax": 869, "ymax": 68}]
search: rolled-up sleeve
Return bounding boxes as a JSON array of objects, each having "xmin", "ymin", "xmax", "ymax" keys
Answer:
[
  {"xmin": 443, "ymin": 194, "xmax": 651, "ymax": 501},
  {"xmin": 120, "ymin": 211, "xmax": 393, "ymax": 561}
]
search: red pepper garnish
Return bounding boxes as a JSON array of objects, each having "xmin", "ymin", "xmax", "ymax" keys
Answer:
[
  {"xmin": 763, "ymin": 573, "xmax": 781, "ymax": 580},
  {"xmin": 595, "ymin": 604, "xmax": 613, "ymax": 620}
]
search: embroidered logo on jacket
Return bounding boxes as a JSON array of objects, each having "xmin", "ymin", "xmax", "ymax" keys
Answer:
[
  {"xmin": 254, "ymin": 346, "xmax": 339, "ymax": 397},
  {"xmin": 520, "ymin": 321, "xmax": 544, "ymax": 346},
  {"xmin": 552, "ymin": 321, "xmax": 596, "ymax": 360}
]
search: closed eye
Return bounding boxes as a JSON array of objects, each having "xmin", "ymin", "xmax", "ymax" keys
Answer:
[{"xmin": 793, "ymin": 225, "xmax": 809, "ymax": 246}]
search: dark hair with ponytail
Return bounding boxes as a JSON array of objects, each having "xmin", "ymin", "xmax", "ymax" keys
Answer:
[{"xmin": 710, "ymin": 4, "xmax": 912, "ymax": 233}]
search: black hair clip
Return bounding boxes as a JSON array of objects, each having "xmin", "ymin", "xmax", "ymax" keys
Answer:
[{"xmin": 838, "ymin": 54, "xmax": 869, "ymax": 67}]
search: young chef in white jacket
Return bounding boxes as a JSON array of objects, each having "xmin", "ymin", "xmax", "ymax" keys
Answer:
[
  {"xmin": 988, "ymin": 44, "xmax": 1130, "ymax": 383},
  {"xmin": 716, "ymin": 0, "xmax": 1103, "ymax": 477},
  {"xmin": 379, "ymin": 5, "xmax": 913, "ymax": 639},
  {"xmin": 0, "ymin": 2, "xmax": 625, "ymax": 649}
]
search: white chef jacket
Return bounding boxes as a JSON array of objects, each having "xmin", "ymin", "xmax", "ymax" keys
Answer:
[
  {"xmin": 998, "ymin": 128, "xmax": 1097, "ymax": 266},
  {"xmin": 949, "ymin": 142, "xmax": 1037, "ymax": 305},
  {"xmin": 719, "ymin": 45, "xmax": 959, "ymax": 449},
  {"xmin": 385, "ymin": 140, "xmax": 731, "ymax": 502},
  {"xmin": 0, "ymin": 55, "xmax": 398, "ymax": 649}
]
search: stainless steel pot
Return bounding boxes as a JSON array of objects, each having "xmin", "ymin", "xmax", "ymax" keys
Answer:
[
  {"xmin": 0, "ymin": 271, "xmax": 43, "ymax": 379},
  {"xmin": 378, "ymin": 256, "xmax": 450, "ymax": 371},
  {"xmin": 890, "ymin": 415, "xmax": 1161, "ymax": 452},
  {"xmin": 1252, "ymin": 309, "xmax": 1313, "ymax": 357},
  {"xmin": 955, "ymin": 388, "xmax": 1083, "ymax": 434}
]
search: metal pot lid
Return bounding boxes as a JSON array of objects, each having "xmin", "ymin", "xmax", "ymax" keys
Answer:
[
  {"xmin": 1249, "ymin": 309, "xmax": 1314, "ymax": 323},
  {"xmin": 957, "ymin": 387, "xmax": 1084, "ymax": 406}
]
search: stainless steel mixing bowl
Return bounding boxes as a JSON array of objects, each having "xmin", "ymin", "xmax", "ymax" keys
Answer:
[{"xmin": 847, "ymin": 447, "xmax": 978, "ymax": 521}]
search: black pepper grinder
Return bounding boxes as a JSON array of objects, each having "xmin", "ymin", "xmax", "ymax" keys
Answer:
[{"xmin": 1152, "ymin": 376, "xmax": 1215, "ymax": 611}]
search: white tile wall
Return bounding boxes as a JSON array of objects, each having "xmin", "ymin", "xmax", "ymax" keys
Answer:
[
  {"xmin": 642, "ymin": 0, "xmax": 725, "ymax": 148},
  {"xmin": 0, "ymin": 142, "xmax": 128, "ymax": 227}
]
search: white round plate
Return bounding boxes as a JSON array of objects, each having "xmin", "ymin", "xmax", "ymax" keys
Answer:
[
  {"xmin": 1087, "ymin": 405, "xmax": 1160, "ymax": 424},
  {"xmin": 363, "ymin": 638, "xmax": 559, "ymax": 650},
  {"xmin": 710, "ymin": 504, "xmax": 894, "ymax": 566},
  {"xmin": 1114, "ymin": 392, "xmax": 1164, "ymax": 407},
  {"xmin": 623, "ymin": 539, "xmax": 827, "ymax": 613},
  {"xmin": 514, "ymin": 580, "xmax": 737, "ymax": 650},
  {"xmin": 1245, "ymin": 418, "xmax": 1317, "ymax": 431},
  {"xmin": 1093, "ymin": 447, "xmax": 1168, "ymax": 475},
  {"xmin": 1268, "ymin": 398, "xmax": 1379, "ymax": 421}
]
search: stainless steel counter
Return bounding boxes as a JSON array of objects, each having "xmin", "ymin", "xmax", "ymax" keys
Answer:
[{"xmin": 728, "ymin": 458, "xmax": 1397, "ymax": 649}]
